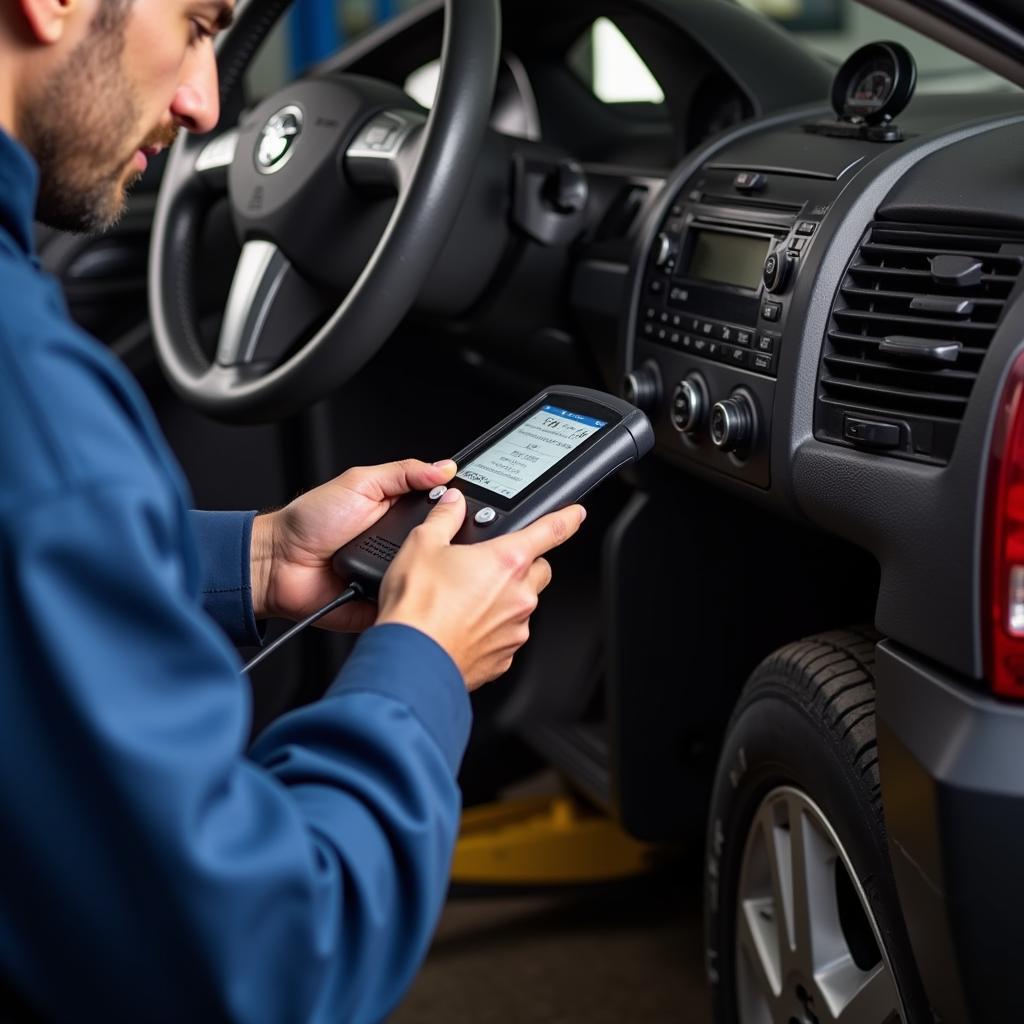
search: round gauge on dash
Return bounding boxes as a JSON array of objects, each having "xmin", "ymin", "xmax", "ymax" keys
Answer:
[{"xmin": 831, "ymin": 41, "xmax": 917, "ymax": 125}]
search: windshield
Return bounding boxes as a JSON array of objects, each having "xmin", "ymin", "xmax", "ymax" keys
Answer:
[{"xmin": 737, "ymin": 0, "xmax": 1019, "ymax": 92}]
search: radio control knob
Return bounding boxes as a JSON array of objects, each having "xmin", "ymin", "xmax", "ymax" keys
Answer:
[
  {"xmin": 653, "ymin": 232, "xmax": 673, "ymax": 267},
  {"xmin": 623, "ymin": 360, "xmax": 661, "ymax": 413},
  {"xmin": 711, "ymin": 392, "xmax": 756, "ymax": 454},
  {"xmin": 671, "ymin": 375, "xmax": 706, "ymax": 435},
  {"xmin": 763, "ymin": 243, "xmax": 794, "ymax": 293}
]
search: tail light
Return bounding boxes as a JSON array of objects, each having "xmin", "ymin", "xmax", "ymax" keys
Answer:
[{"xmin": 985, "ymin": 351, "xmax": 1024, "ymax": 697}]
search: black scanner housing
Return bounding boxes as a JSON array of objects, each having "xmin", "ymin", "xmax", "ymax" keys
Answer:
[{"xmin": 332, "ymin": 386, "xmax": 654, "ymax": 599}]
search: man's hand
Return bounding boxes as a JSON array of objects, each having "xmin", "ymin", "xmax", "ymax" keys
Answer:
[
  {"xmin": 377, "ymin": 489, "xmax": 586, "ymax": 690},
  {"xmin": 251, "ymin": 459, "xmax": 459, "ymax": 632}
]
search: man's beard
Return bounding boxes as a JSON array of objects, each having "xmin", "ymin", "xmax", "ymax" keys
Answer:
[{"xmin": 22, "ymin": 18, "xmax": 176, "ymax": 234}]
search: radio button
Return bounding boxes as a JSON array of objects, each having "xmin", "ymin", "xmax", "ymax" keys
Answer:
[
  {"xmin": 707, "ymin": 341, "xmax": 721, "ymax": 360},
  {"xmin": 735, "ymin": 329, "xmax": 753, "ymax": 348},
  {"xmin": 756, "ymin": 333, "xmax": 778, "ymax": 354},
  {"xmin": 727, "ymin": 345, "xmax": 750, "ymax": 368},
  {"xmin": 796, "ymin": 220, "xmax": 817, "ymax": 235},
  {"xmin": 475, "ymin": 507, "xmax": 497, "ymax": 526},
  {"xmin": 649, "ymin": 279, "xmax": 664, "ymax": 295},
  {"xmin": 428, "ymin": 486, "xmax": 448, "ymax": 501},
  {"xmin": 752, "ymin": 353, "xmax": 773, "ymax": 373},
  {"xmin": 693, "ymin": 337, "xmax": 709, "ymax": 356},
  {"xmin": 762, "ymin": 301, "xmax": 782, "ymax": 323}
]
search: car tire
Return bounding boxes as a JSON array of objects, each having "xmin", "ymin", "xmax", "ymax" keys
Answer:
[{"xmin": 704, "ymin": 628, "xmax": 929, "ymax": 1023}]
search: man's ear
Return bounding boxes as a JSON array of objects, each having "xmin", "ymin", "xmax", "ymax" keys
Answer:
[{"xmin": 18, "ymin": 0, "xmax": 81, "ymax": 45}]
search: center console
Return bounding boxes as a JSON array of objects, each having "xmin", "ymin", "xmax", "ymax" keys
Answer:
[{"xmin": 625, "ymin": 146, "xmax": 854, "ymax": 489}]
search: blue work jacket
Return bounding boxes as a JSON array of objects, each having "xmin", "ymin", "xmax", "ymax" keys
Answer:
[{"xmin": 0, "ymin": 130, "xmax": 470, "ymax": 1023}]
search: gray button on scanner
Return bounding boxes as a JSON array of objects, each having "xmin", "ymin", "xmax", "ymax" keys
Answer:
[
  {"xmin": 428, "ymin": 486, "xmax": 448, "ymax": 501},
  {"xmin": 474, "ymin": 507, "xmax": 497, "ymax": 526}
]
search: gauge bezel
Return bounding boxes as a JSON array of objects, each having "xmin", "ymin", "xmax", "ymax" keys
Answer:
[{"xmin": 831, "ymin": 41, "xmax": 917, "ymax": 125}]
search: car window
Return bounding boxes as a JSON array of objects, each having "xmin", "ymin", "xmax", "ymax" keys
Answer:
[
  {"xmin": 737, "ymin": 0, "xmax": 1020, "ymax": 92},
  {"xmin": 567, "ymin": 18, "xmax": 665, "ymax": 105}
]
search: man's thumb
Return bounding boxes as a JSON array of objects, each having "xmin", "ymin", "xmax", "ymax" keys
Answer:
[{"xmin": 420, "ymin": 487, "xmax": 466, "ymax": 543}]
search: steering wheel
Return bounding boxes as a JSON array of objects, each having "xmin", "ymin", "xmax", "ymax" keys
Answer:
[{"xmin": 149, "ymin": 0, "xmax": 501, "ymax": 422}]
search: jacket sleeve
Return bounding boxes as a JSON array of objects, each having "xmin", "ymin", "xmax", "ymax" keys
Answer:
[
  {"xmin": 0, "ymin": 480, "xmax": 471, "ymax": 1024},
  {"xmin": 189, "ymin": 509, "xmax": 264, "ymax": 646}
]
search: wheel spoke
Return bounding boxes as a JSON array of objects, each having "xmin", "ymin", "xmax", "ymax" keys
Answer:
[
  {"xmin": 759, "ymin": 799, "xmax": 795, "ymax": 957},
  {"xmin": 788, "ymin": 795, "xmax": 817, "ymax": 968},
  {"xmin": 736, "ymin": 895, "xmax": 781, "ymax": 1023},
  {"xmin": 194, "ymin": 129, "xmax": 238, "ymax": 189},
  {"xmin": 831, "ymin": 961, "xmax": 902, "ymax": 1022},
  {"xmin": 344, "ymin": 109, "xmax": 426, "ymax": 193},
  {"xmin": 216, "ymin": 241, "xmax": 331, "ymax": 369}
]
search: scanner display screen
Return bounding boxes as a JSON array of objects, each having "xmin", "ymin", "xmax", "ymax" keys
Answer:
[
  {"xmin": 457, "ymin": 405, "xmax": 608, "ymax": 500},
  {"xmin": 687, "ymin": 229, "xmax": 770, "ymax": 290}
]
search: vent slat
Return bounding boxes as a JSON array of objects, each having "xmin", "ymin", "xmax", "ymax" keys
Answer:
[
  {"xmin": 827, "ymin": 330, "xmax": 988, "ymax": 358},
  {"xmin": 816, "ymin": 220, "xmax": 1023, "ymax": 464},
  {"xmin": 832, "ymin": 308, "xmax": 995, "ymax": 334},
  {"xmin": 820, "ymin": 377, "xmax": 969, "ymax": 410},
  {"xmin": 860, "ymin": 242, "xmax": 1023, "ymax": 268},
  {"xmin": 840, "ymin": 286, "xmax": 1005, "ymax": 309},
  {"xmin": 847, "ymin": 265, "xmax": 1017, "ymax": 285},
  {"xmin": 818, "ymin": 395, "xmax": 963, "ymax": 426},
  {"xmin": 823, "ymin": 353, "xmax": 977, "ymax": 384}
]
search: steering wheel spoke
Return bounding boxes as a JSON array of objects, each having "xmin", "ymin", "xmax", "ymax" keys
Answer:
[
  {"xmin": 194, "ymin": 129, "xmax": 239, "ymax": 191},
  {"xmin": 345, "ymin": 109, "xmax": 427, "ymax": 193},
  {"xmin": 217, "ymin": 241, "xmax": 330, "ymax": 368}
]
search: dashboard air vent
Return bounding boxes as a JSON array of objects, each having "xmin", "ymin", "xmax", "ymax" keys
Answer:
[{"xmin": 816, "ymin": 221, "xmax": 1024, "ymax": 464}]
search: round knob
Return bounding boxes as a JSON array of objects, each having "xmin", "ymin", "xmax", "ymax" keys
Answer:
[
  {"xmin": 762, "ymin": 244, "xmax": 793, "ymax": 293},
  {"xmin": 671, "ymin": 375, "xmax": 706, "ymax": 435},
  {"xmin": 653, "ymin": 233, "xmax": 672, "ymax": 267},
  {"xmin": 711, "ymin": 392, "xmax": 756, "ymax": 454},
  {"xmin": 623, "ymin": 360, "xmax": 661, "ymax": 412}
]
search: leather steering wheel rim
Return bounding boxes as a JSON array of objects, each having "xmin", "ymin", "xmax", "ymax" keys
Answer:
[{"xmin": 149, "ymin": 0, "xmax": 501, "ymax": 422}]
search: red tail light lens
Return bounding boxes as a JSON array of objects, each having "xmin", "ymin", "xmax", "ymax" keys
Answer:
[{"xmin": 985, "ymin": 352, "xmax": 1024, "ymax": 697}]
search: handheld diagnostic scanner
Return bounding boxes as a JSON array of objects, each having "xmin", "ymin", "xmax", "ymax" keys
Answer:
[{"xmin": 332, "ymin": 385, "xmax": 654, "ymax": 599}]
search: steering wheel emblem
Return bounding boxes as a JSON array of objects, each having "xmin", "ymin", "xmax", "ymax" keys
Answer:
[{"xmin": 256, "ymin": 105, "xmax": 303, "ymax": 174}]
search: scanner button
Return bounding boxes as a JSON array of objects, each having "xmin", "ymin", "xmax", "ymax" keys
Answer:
[
  {"xmin": 428, "ymin": 486, "xmax": 448, "ymax": 501},
  {"xmin": 475, "ymin": 507, "xmax": 497, "ymax": 526}
]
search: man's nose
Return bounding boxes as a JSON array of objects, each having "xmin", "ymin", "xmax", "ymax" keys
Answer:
[{"xmin": 171, "ymin": 53, "xmax": 221, "ymax": 135}]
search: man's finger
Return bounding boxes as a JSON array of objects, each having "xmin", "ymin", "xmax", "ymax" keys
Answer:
[
  {"xmin": 355, "ymin": 458, "xmax": 458, "ymax": 500},
  {"xmin": 498, "ymin": 505, "xmax": 586, "ymax": 562},
  {"xmin": 416, "ymin": 487, "xmax": 467, "ymax": 544}
]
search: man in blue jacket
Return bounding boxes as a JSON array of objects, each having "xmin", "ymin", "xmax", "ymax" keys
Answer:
[{"xmin": 0, "ymin": 0, "xmax": 586, "ymax": 1020}]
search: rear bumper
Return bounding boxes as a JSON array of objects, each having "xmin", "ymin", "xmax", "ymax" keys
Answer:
[{"xmin": 876, "ymin": 640, "xmax": 1024, "ymax": 1024}]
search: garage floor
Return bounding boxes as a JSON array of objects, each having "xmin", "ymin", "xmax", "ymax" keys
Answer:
[{"xmin": 393, "ymin": 864, "xmax": 712, "ymax": 1022}]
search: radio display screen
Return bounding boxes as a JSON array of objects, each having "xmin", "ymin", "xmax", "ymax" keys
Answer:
[{"xmin": 686, "ymin": 229, "xmax": 770, "ymax": 291}]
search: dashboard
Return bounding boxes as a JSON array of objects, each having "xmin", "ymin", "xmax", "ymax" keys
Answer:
[
  {"xmin": 321, "ymin": 0, "xmax": 1024, "ymax": 682},
  {"xmin": 611, "ymin": 56, "xmax": 1024, "ymax": 680}
]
